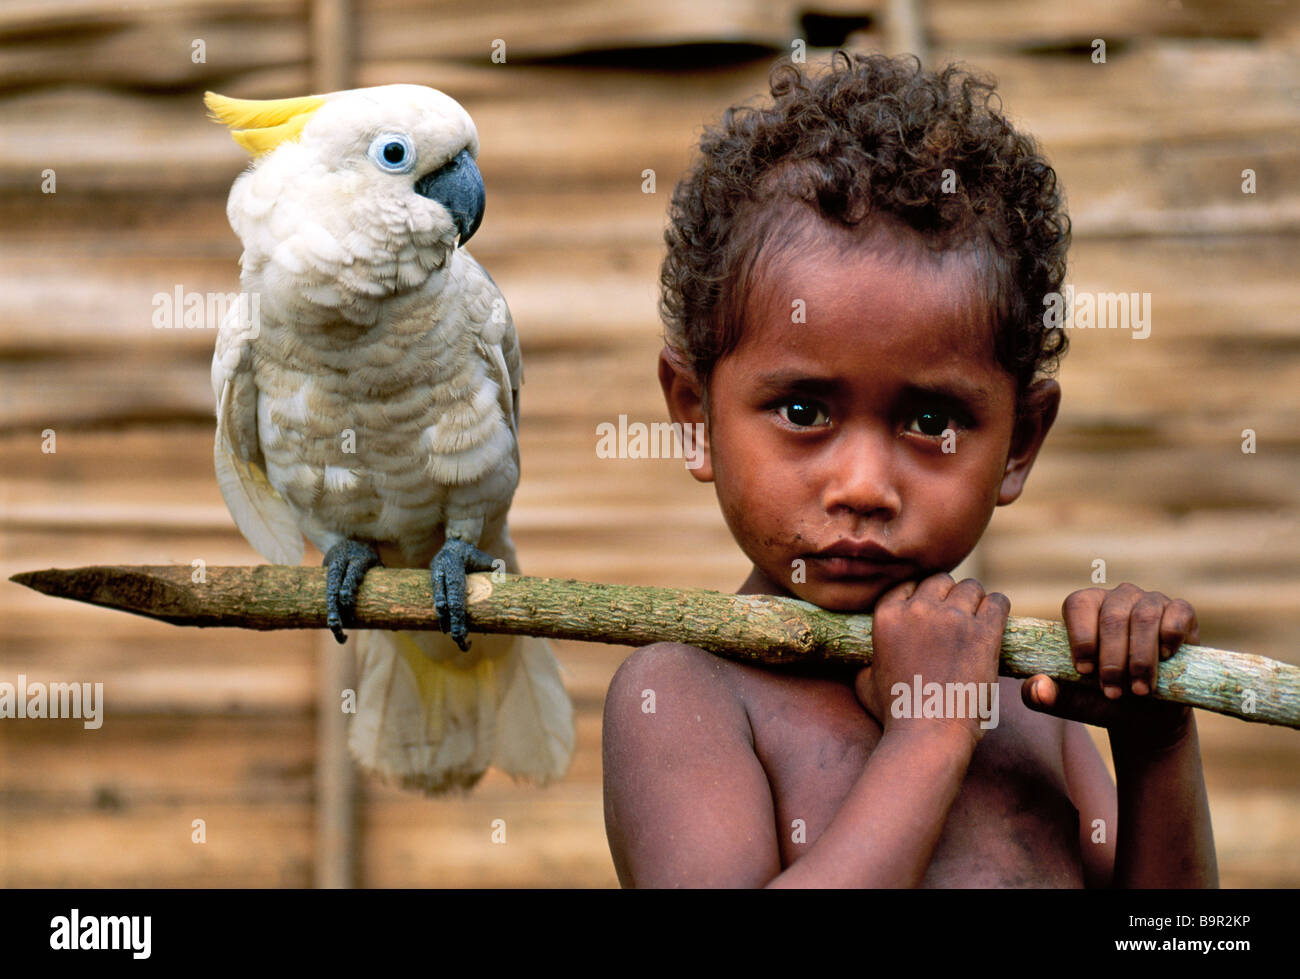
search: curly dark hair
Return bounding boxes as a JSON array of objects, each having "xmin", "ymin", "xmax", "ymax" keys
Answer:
[{"xmin": 659, "ymin": 50, "xmax": 1070, "ymax": 411}]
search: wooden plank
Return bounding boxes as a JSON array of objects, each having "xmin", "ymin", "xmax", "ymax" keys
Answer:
[
  {"xmin": 0, "ymin": 0, "xmax": 301, "ymax": 35},
  {"xmin": 0, "ymin": 0, "xmax": 881, "ymax": 92},
  {"xmin": 0, "ymin": 713, "xmax": 315, "ymax": 886},
  {"xmin": 5, "ymin": 0, "xmax": 1296, "ymax": 94},
  {"xmin": 10, "ymin": 0, "xmax": 1292, "ymax": 52},
  {"xmin": 925, "ymin": 0, "xmax": 1300, "ymax": 47},
  {"xmin": 2, "ymin": 37, "xmax": 1295, "ymax": 204}
]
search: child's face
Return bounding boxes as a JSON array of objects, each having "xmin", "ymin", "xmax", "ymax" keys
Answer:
[{"xmin": 661, "ymin": 229, "xmax": 1059, "ymax": 612}]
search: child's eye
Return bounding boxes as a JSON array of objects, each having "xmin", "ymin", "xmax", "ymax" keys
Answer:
[
  {"xmin": 777, "ymin": 400, "xmax": 830, "ymax": 428},
  {"xmin": 907, "ymin": 408, "xmax": 959, "ymax": 437}
]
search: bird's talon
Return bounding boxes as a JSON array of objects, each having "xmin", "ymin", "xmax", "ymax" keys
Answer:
[
  {"xmin": 431, "ymin": 538, "xmax": 499, "ymax": 648},
  {"xmin": 323, "ymin": 539, "xmax": 381, "ymax": 642}
]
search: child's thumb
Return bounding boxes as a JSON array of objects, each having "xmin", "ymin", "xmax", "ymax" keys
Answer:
[
  {"xmin": 1023, "ymin": 674, "xmax": 1192, "ymax": 743},
  {"xmin": 1020, "ymin": 674, "xmax": 1113, "ymax": 727}
]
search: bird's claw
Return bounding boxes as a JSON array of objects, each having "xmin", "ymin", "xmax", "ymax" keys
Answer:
[
  {"xmin": 432, "ymin": 538, "xmax": 497, "ymax": 651},
  {"xmin": 323, "ymin": 540, "xmax": 382, "ymax": 643}
]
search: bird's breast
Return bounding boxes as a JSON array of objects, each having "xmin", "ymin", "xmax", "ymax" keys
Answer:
[{"xmin": 247, "ymin": 319, "xmax": 517, "ymax": 548}]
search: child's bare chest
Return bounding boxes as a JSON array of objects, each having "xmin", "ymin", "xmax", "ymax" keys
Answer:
[{"xmin": 740, "ymin": 670, "xmax": 1087, "ymax": 887}]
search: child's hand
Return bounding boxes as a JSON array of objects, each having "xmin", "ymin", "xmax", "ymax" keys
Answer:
[
  {"xmin": 854, "ymin": 573, "xmax": 1009, "ymax": 749},
  {"xmin": 1022, "ymin": 584, "xmax": 1196, "ymax": 744}
]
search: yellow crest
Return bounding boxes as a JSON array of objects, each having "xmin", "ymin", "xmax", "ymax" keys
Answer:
[{"xmin": 204, "ymin": 91, "xmax": 328, "ymax": 157}]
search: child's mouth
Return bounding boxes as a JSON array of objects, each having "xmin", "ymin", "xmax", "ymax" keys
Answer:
[
  {"xmin": 806, "ymin": 541, "xmax": 912, "ymax": 581},
  {"xmin": 808, "ymin": 555, "xmax": 910, "ymax": 580}
]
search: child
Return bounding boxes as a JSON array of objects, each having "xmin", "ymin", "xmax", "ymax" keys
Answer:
[{"xmin": 602, "ymin": 51, "xmax": 1217, "ymax": 887}]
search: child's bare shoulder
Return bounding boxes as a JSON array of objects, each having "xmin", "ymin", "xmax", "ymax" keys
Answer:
[
  {"xmin": 605, "ymin": 641, "xmax": 851, "ymax": 736},
  {"xmin": 604, "ymin": 642, "xmax": 749, "ymax": 736},
  {"xmin": 610, "ymin": 640, "xmax": 734, "ymax": 684},
  {"xmin": 603, "ymin": 640, "xmax": 872, "ymax": 810}
]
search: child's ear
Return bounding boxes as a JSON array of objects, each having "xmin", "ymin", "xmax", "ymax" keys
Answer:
[
  {"xmin": 997, "ymin": 378, "xmax": 1060, "ymax": 506},
  {"xmin": 658, "ymin": 346, "xmax": 714, "ymax": 483}
]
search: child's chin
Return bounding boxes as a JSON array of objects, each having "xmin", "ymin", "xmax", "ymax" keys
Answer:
[{"xmin": 797, "ymin": 579, "xmax": 898, "ymax": 614}]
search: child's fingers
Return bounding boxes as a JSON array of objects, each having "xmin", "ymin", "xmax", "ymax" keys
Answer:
[
  {"xmin": 1158, "ymin": 599, "xmax": 1199, "ymax": 658},
  {"xmin": 1061, "ymin": 587, "xmax": 1106, "ymax": 676},
  {"xmin": 911, "ymin": 572, "xmax": 956, "ymax": 603},
  {"xmin": 1097, "ymin": 584, "xmax": 1144, "ymax": 700},
  {"xmin": 977, "ymin": 590, "xmax": 1011, "ymax": 625},
  {"xmin": 874, "ymin": 578, "xmax": 918, "ymax": 612},
  {"xmin": 1126, "ymin": 592, "xmax": 1167, "ymax": 696},
  {"xmin": 944, "ymin": 577, "xmax": 985, "ymax": 612}
]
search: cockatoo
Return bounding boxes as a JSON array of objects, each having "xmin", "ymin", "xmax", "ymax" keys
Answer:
[{"xmin": 204, "ymin": 84, "xmax": 573, "ymax": 793}]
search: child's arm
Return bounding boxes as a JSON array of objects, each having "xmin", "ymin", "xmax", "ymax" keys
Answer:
[
  {"xmin": 1060, "ymin": 719, "xmax": 1118, "ymax": 888},
  {"xmin": 602, "ymin": 642, "xmax": 783, "ymax": 887},
  {"xmin": 1025, "ymin": 583, "xmax": 1218, "ymax": 888},
  {"xmin": 603, "ymin": 574, "xmax": 1007, "ymax": 888}
]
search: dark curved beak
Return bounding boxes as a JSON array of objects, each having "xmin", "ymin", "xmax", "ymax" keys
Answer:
[{"xmin": 414, "ymin": 149, "xmax": 485, "ymax": 246}]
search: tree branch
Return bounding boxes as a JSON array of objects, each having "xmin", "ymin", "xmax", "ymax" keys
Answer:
[{"xmin": 10, "ymin": 564, "xmax": 1299, "ymax": 728}]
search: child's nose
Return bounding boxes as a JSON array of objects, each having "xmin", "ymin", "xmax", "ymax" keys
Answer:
[{"xmin": 821, "ymin": 429, "xmax": 902, "ymax": 520}]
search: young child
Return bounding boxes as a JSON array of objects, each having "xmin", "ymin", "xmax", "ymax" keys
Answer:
[{"xmin": 602, "ymin": 51, "xmax": 1217, "ymax": 887}]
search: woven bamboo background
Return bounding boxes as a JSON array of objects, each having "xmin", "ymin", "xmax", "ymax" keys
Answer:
[{"xmin": 1, "ymin": 0, "xmax": 1297, "ymax": 887}]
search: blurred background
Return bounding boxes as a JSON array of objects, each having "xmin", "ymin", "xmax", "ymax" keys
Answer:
[{"xmin": 1, "ymin": 0, "xmax": 1297, "ymax": 887}]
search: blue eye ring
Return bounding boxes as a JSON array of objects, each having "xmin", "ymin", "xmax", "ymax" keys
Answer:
[{"xmin": 367, "ymin": 133, "xmax": 416, "ymax": 174}]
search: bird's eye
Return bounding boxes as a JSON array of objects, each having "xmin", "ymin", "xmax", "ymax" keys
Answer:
[
  {"xmin": 778, "ymin": 401, "xmax": 829, "ymax": 428},
  {"xmin": 367, "ymin": 133, "xmax": 416, "ymax": 174}
]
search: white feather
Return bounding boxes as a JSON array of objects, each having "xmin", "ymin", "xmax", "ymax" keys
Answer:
[
  {"xmin": 493, "ymin": 634, "xmax": 575, "ymax": 779},
  {"xmin": 214, "ymin": 378, "xmax": 305, "ymax": 566},
  {"xmin": 348, "ymin": 629, "xmax": 572, "ymax": 793}
]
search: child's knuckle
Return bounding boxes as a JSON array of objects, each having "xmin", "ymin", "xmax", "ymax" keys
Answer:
[
  {"xmin": 1099, "ymin": 608, "xmax": 1130, "ymax": 634},
  {"xmin": 1132, "ymin": 599, "xmax": 1163, "ymax": 627},
  {"xmin": 1062, "ymin": 589, "xmax": 1097, "ymax": 614}
]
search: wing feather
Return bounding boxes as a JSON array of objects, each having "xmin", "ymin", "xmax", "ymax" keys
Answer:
[
  {"xmin": 462, "ymin": 249, "xmax": 521, "ymax": 431},
  {"xmin": 212, "ymin": 306, "xmax": 304, "ymax": 565}
]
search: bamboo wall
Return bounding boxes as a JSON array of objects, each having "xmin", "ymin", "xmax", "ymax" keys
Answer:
[{"xmin": 1, "ymin": 0, "xmax": 1297, "ymax": 887}]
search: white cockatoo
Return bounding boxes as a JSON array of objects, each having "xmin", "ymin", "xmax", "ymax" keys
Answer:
[{"xmin": 204, "ymin": 84, "xmax": 573, "ymax": 793}]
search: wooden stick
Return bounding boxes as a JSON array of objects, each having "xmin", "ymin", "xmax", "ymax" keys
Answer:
[{"xmin": 10, "ymin": 564, "xmax": 1300, "ymax": 729}]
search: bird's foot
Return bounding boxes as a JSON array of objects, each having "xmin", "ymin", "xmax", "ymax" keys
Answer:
[
  {"xmin": 431, "ymin": 538, "xmax": 497, "ymax": 651},
  {"xmin": 323, "ymin": 540, "xmax": 382, "ymax": 643}
]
